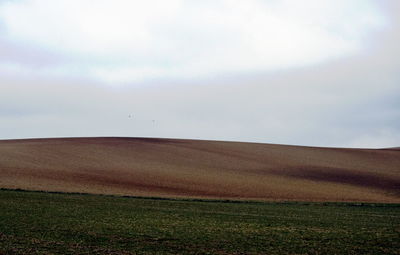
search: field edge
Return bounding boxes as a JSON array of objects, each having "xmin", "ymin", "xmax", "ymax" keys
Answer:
[{"xmin": 2, "ymin": 188, "xmax": 399, "ymax": 207}]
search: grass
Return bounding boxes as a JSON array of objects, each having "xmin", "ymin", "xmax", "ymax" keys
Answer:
[{"xmin": 0, "ymin": 189, "xmax": 399, "ymax": 254}]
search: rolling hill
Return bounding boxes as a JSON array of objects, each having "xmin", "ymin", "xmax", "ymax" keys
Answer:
[{"xmin": 0, "ymin": 137, "xmax": 399, "ymax": 202}]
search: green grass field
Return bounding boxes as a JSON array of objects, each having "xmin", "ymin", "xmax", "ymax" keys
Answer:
[{"xmin": 0, "ymin": 189, "xmax": 399, "ymax": 254}]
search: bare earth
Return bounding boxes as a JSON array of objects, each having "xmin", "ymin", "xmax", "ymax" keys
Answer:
[{"xmin": 0, "ymin": 137, "xmax": 399, "ymax": 202}]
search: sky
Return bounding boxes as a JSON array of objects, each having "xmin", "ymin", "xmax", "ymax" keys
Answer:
[{"xmin": 0, "ymin": 0, "xmax": 399, "ymax": 148}]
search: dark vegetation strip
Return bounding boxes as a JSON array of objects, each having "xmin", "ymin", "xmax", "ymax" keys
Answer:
[{"xmin": 1, "ymin": 187, "xmax": 399, "ymax": 207}]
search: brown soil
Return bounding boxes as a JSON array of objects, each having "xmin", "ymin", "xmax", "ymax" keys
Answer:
[{"xmin": 0, "ymin": 137, "xmax": 399, "ymax": 202}]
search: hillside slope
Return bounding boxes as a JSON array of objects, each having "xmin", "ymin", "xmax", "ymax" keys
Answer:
[{"xmin": 0, "ymin": 137, "xmax": 399, "ymax": 202}]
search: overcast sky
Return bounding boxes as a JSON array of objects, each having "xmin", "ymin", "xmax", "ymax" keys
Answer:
[{"xmin": 0, "ymin": 0, "xmax": 399, "ymax": 148}]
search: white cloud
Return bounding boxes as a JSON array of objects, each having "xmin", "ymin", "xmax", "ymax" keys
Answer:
[{"xmin": 0, "ymin": 0, "xmax": 386, "ymax": 83}]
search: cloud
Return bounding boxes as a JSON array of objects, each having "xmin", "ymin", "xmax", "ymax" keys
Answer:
[
  {"xmin": 0, "ymin": 1, "xmax": 398, "ymax": 148},
  {"xmin": 0, "ymin": 0, "xmax": 386, "ymax": 83},
  {"xmin": 1, "ymin": 33, "xmax": 399, "ymax": 147}
]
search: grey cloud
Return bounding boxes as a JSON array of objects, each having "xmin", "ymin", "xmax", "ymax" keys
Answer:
[{"xmin": 0, "ymin": 1, "xmax": 399, "ymax": 148}]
